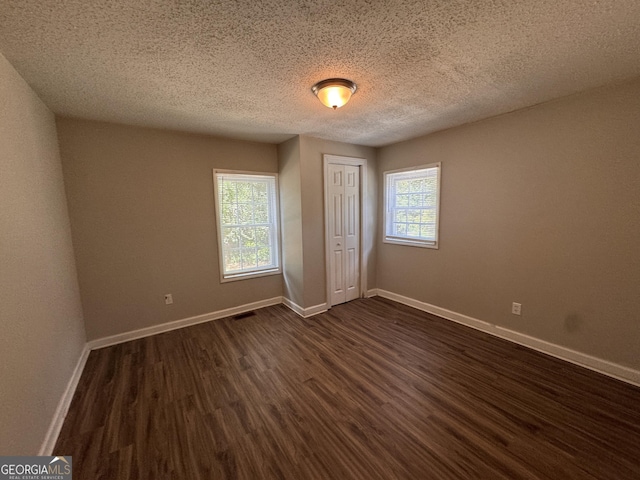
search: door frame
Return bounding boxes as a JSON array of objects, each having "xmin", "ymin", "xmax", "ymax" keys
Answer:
[{"xmin": 323, "ymin": 154, "xmax": 369, "ymax": 307}]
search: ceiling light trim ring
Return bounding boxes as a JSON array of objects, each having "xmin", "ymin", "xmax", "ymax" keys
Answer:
[{"xmin": 311, "ymin": 78, "xmax": 357, "ymax": 95}]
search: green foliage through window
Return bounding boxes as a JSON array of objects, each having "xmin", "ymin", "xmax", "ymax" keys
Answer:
[
  {"xmin": 214, "ymin": 172, "xmax": 280, "ymax": 278},
  {"xmin": 384, "ymin": 164, "xmax": 441, "ymax": 248}
]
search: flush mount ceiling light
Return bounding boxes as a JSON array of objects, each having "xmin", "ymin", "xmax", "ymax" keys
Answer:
[{"xmin": 311, "ymin": 78, "xmax": 357, "ymax": 110}]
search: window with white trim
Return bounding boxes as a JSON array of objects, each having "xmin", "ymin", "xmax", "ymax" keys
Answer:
[
  {"xmin": 213, "ymin": 171, "xmax": 281, "ymax": 281},
  {"xmin": 384, "ymin": 163, "xmax": 441, "ymax": 248}
]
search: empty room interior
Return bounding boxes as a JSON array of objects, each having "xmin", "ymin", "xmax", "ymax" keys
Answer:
[{"xmin": 1, "ymin": 0, "xmax": 640, "ymax": 478}]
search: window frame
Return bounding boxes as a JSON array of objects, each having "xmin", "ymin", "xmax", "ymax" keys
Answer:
[
  {"xmin": 213, "ymin": 169, "xmax": 282, "ymax": 282},
  {"xmin": 383, "ymin": 162, "xmax": 441, "ymax": 249}
]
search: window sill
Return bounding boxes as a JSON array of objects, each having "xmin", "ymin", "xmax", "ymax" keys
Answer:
[
  {"xmin": 383, "ymin": 237, "xmax": 439, "ymax": 249},
  {"xmin": 220, "ymin": 268, "xmax": 281, "ymax": 283}
]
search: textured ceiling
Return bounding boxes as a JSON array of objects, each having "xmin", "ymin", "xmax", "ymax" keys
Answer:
[{"xmin": 1, "ymin": 1, "xmax": 639, "ymax": 147}]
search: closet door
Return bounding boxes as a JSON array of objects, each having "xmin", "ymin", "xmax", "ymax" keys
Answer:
[{"xmin": 327, "ymin": 163, "xmax": 360, "ymax": 306}]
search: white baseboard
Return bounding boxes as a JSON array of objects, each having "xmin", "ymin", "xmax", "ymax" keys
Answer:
[
  {"xmin": 39, "ymin": 344, "xmax": 91, "ymax": 455},
  {"xmin": 88, "ymin": 296, "xmax": 283, "ymax": 350},
  {"xmin": 282, "ymin": 297, "xmax": 328, "ymax": 318},
  {"xmin": 366, "ymin": 288, "xmax": 379, "ymax": 298},
  {"xmin": 376, "ymin": 289, "xmax": 640, "ymax": 388}
]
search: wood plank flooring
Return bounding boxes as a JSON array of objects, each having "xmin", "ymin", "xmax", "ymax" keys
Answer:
[{"xmin": 55, "ymin": 297, "xmax": 640, "ymax": 479}]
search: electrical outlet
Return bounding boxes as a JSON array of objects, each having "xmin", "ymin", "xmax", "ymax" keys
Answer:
[
  {"xmin": 164, "ymin": 294, "xmax": 173, "ymax": 305},
  {"xmin": 512, "ymin": 302, "xmax": 522, "ymax": 316}
]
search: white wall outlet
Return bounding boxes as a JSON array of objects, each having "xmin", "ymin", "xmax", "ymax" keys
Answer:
[
  {"xmin": 512, "ymin": 302, "xmax": 522, "ymax": 316},
  {"xmin": 164, "ymin": 294, "xmax": 173, "ymax": 305}
]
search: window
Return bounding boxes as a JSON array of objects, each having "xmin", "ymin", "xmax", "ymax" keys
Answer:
[
  {"xmin": 384, "ymin": 163, "xmax": 441, "ymax": 248},
  {"xmin": 213, "ymin": 171, "xmax": 280, "ymax": 281}
]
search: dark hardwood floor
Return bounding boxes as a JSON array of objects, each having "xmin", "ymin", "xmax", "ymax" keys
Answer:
[{"xmin": 55, "ymin": 297, "xmax": 640, "ymax": 479}]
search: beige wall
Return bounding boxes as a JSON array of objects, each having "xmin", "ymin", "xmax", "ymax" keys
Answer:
[
  {"xmin": 57, "ymin": 118, "xmax": 282, "ymax": 340},
  {"xmin": 0, "ymin": 54, "xmax": 86, "ymax": 454},
  {"xmin": 277, "ymin": 136, "xmax": 305, "ymax": 306},
  {"xmin": 298, "ymin": 136, "xmax": 378, "ymax": 308},
  {"xmin": 377, "ymin": 78, "xmax": 640, "ymax": 369}
]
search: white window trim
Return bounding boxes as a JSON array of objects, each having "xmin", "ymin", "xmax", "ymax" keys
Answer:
[
  {"xmin": 213, "ymin": 169, "xmax": 282, "ymax": 283},
  {"xmin": 383, "ymin": 162, "xmax": 441, "ymax": 249}
]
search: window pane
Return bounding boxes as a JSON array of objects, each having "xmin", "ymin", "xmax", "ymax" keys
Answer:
[
  {"xmin": 240, "ymin": 227, "xmax": 256, "ymax": 247},
  {"xmin": 409, "ymin": 179, "xmax": 423, "ymax": 192},
  {"xmin": 236, "ymin": 182, "xmax": 252, "ymax": 202},
  {"xmin": 221, "ymin": 203, "xmax": 236, "ymax": 225},
  {"xmin": 220, "ymin": 180, "xmax": 236, "ymax": 204},
  {"xmin": 407, "ymin": 223, "xmax": 420, "ymax": 237},
  {"xmin": 396, "ymin": 180, "xmax": 410, "ymax": 194},
  {"xmin": 257, "ymin": 247, "xmax": 271, "ymax": 266},
  {"xmin": 424, "ymin": 192, "xmax": 436, "ymax": 207},
  {"xmin": 420, "ymin": 224, "xmax": 435, "ymax": 238},
  {"xmin": 238, "ymin": 204, "xmax": 253, "ymax": 224},
  {"xmin": 253, "ymin": 182, "xmax": 267, "ymax": 200},
  {"xmin": 396, "ymin": 194, "xmax": 409, "ymax": 207},
  {"xmin": 408, "ymin": 194, "xmax": 421, "ymax": 207},
  {"xmin": 255, "ymin": 226, "xmax": 270, "ymax": 246},
  {"xmin": 225, "ymin": 249, "xmax": 242, "ymax": 273},
  {"xmin": 421, "ymin": 208, "xmax": 435, "ymax": 223},
  {"xmin": 394, "ymin": 223, "xmax": 407, "ymax": 235},
  {"xmin": 242, "ymin": 248, "xmax": 258, "ymax": 269},
  {"xmin": 222, "ymin": 227, "xmax": 239, "ymax": 249},
  {"xmin": 254, "ymin": 204, "xmax": 269, "ymax": 223}
]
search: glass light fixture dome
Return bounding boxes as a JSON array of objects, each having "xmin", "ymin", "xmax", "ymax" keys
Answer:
[{"xmin": 311, "ymin": 78, "xmax": 357, "ymax": 110}]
